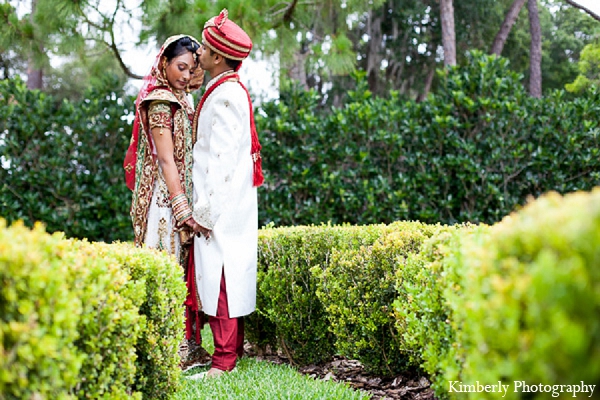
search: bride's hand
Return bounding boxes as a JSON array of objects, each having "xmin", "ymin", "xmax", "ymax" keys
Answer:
[{"xmin": 197, "ymin": 226, "xmax": 212, "ymax": 240}]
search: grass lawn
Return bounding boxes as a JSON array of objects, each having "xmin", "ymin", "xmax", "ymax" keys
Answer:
[{"xmin": 175, "ymin": 326, "xmax": 370, "ymax": 400}]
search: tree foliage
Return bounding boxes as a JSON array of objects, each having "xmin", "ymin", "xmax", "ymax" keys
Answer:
[
  {"xmin": 0, "ymin": 0, "xmax": 135, "ymax": 97},
  {"xmin": 498, "ymin": 0, "xmax": 599, "ymax": 93},
  {"xmin": 177, "ymin": 0, "xmax": 387, "ymax": 88},
  {"xmin": 566, "ymin": 41, "xmax": 600, "ymax": 92},
  {"xmin": 341, "ymin": 0, "xmax": 600, "ymax": 99},
  {"xmin": 2, "ymin": 0, "xmax": 599, "ymax": 100}
]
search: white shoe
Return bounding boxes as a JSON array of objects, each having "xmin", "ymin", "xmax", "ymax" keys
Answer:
[
  {"xmin": 185, "ymin": 371, "xmax": 208, "ymax": 380},
  {"xmin": 182, "ymin": 361, "xmax": 211, "ymax": 373}
]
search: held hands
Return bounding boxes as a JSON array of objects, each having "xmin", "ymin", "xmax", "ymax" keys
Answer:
[
  {"xmin": 170, "ymin": 190, "xmax": 211, "ymax": 240},
  {"xmin": 184, "ymin": 217, "xmax": 212, "ymax": 240}
]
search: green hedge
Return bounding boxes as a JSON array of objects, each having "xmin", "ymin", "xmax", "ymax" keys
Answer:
[
  {"xmin": 250, "ymin": 221, "xmax": 457, "ymax": 376},
  {"xmin": 65, "ymin": 240, "xmax": 146, "ymax": 399},
  {"xmin": 0, "ymin": 76, "xmax": 133, "ymax": 242},
  {"xmin": 105, "ymin": 242, "xmax": 187, "ymax": 399},
  {"xmin": 438, "ymin": 188, "xmax": 600, "ymax": 398},
  {"xmin": 4, "ymin": 187, "xmax": 598, "ymax": 399},
  {"xmin": 249, "ymin": 188, "xmax": 600, "ymax": 398},
  {"xmin": 250, "ymin": 224, "xmax": 391, "ymax": 365},
  {"xmin": 314, "ymin": 221, "xmax": 444, "ymax": 375},
  {"xmin": 1, "ymin": 221, "xmax": 87, "ymax": 399},
  {"xmin": 250, "ymin": 221, "xmax": 450, "ymax": 372},
  {"xmin": 0, "ymin": 219, "xmax": 186, "ymax": 399},
  {"xmin": 2, "ymin": 52, "xmax": 599, "ymax": 243},
  {"xmin": 394, "ymin": 188, "xmax": 600, "ymax": 398},
  {"xmin": 393, "ymin": 224, "xmax": 481, "ymax": 394},
  {"xmin": 257, "ymin": 51, "xmax": 600, "ymax": 227}
]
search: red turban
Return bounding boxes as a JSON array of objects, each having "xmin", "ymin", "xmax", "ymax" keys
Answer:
[{"xmin": 203, "ymin": 9, "xmax": 252, "ymax": 61}]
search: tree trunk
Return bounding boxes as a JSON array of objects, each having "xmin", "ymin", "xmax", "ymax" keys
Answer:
[
  {"xmin": 527, "ymin": 0, "xmax": 542, "ymax": 98},
  {"xmin": 26, "ymin": 64, "xmax": 43, "ymax": 90},
  {"xmin": 366, "ymin": 10, "xmax": 383, "ymax": 94},
  {"xmin": 417, "ymin": 65, "xmax": 436, "ymax": 102},
  {"xmin": 440, "ymin": 0, "xmax": 456, "ymax": 66},
  {"xmin": 26, "ymin": 0, "xmax": 43, "ymax": 90},
  {"xmin": 287, "ymin": 43, "xmax": 309, "ymax": 89},
  {"xmin": 490, "ymin": 0, "xmax": 527, "ymax": 55},
  {"xmin": 0, "ymin": 54, "xmax": 9, "ymax": 80}
]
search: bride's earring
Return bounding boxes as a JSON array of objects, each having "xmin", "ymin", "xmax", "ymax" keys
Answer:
[{"xmin": 162, "ymin": 59, "xmax": 167, "ymax": 79}]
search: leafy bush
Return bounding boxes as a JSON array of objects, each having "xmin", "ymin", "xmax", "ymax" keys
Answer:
[
  {"xmin": 252, "ymin": 224, "xmax": 390, "ymax": 365},
  {"xmin": 0, "ymin": 219, "xmax": 187, "ymax": 399},
  {"xmin": 2, "ymin": 53, "xmax": 599, "ymax": 242},
  {"xmin": 256, "ymin": 51, "xmax": 600, "ymax": 227},
  {"xmin": 442, "ymin": 189, "xmax": 600, "ymax": 398},
  {"xmin": 254, "ymin": 186, "xmax": 600, "ymax": 396},
  {"xmin": 393, "ymin": 188, "xmax": 600, "ymax": 399},
  {"xmin": 0, "ymin": 220, "xmax": 83, "ymax": 399},
  {"xmin": 107, "ymin": 242, "xmax": 187, "ymax": 399},
  {"xmin": 0, "ymin": 76, "xmax": 133, "ymax": 243},
  {"xmin": 0, "ymin": 220, "xmax": 145, "ymax": 399},
  {"xmin": 393, "ymin": 223, "xmax": 480, "ymax": 395},
  {"xmin": 66, "ymin": 240, "xmax": 145, "ymax": 399},
  {"xmin": 253, "ymin": 225, "xmax": 336, "ymax": 365},
  {"xmin": 314, "ymin": 221, "xmax": 442, "ymax": 375}
]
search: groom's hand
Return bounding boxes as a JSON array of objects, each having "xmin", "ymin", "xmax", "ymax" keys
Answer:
[
  {"xmin": 197, "ymin": 225, "xmax": 212, "ymax": 240},
  {"xmin": 186, "ymin": 218, "xmax": 212, "ymax": 239}
]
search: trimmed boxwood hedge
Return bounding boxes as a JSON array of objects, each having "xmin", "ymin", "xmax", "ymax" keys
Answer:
[
  {"xmin": 2, "ymin": 187, "xmax": 598, "ymax": 399},
  {"xmin": 0, "ymin": 219, "xmax": 186, "ymax": 399},
  {"xmin": 250, "ymin": 188, "xmax": 600, "ymax": 398}
]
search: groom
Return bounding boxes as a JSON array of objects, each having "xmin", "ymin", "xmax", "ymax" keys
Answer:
[{"xmin": 191, "ymin": 8, "xmax": 264, "ymax": 378}]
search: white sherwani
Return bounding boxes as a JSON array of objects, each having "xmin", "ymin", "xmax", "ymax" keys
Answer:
[{"xmin": 192, "ymin": 73, "xmax": 258, "ymax": 318}]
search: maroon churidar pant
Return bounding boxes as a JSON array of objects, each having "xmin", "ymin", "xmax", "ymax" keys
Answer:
[{"xmin": 209, "ymin": 268, "xmax": 244, "ymax": 371}]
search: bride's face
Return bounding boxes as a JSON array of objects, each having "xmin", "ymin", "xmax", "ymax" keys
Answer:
[{"xmin": 165, "ymin": 52, "xmax": 196, "ymax": 91}]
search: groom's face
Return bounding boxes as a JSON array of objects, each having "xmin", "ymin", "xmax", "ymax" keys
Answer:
[{"xmin": 198, "ymin": 42, "xmax": 219, "ymax": 72}]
